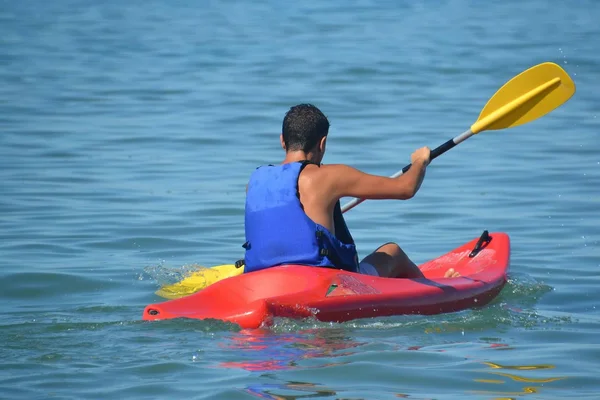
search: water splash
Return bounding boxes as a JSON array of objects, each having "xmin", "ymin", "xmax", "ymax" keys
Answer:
[{"xmin": 141, "ymin": 262, "xmax": 209, "ymax": 288}]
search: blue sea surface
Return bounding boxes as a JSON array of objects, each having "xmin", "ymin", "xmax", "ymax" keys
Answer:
[{"xmin": 1, "ymin": 1, "xmax": 599, "ymax": 398}]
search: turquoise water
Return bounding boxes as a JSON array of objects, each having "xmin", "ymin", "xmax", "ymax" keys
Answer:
[{"xmin": 2, "ymin": 1, "xmax": 599, "ymax": 398}]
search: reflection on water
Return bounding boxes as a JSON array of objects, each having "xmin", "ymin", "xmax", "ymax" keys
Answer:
[
  {"xmin": 472, "ymin": 360, "xmax": 565, "ymax": 398},
  {"xmin": 483, "ymin": 361, "xmax": 555, "ymax": 371},
  {"xmin": 242, "ymin": 380, "xmax": 434, "ymax": 400},
  {"xmin": 218, "ymin": 328, "xmax": 363, "ymax": 372},
  {"xmin": 244, "ymin": 382, "xmax": 337, "ymax": 400},
  {"xmin": 214, "ymin": 331, "xmax": 574, "ymax": 399},
  {"xmin": 218, "ymin": 328, "xmax": 360, "ymax": 399}
]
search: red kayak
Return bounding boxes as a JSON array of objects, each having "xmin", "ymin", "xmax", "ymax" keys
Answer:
[{"xmin": 143, "ymin": 231, "xmax": 510, "ymax": 329}]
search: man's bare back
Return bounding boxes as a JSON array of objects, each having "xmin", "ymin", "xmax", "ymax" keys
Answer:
[{"xmin": 296, "ymin": 164, "xmax": 337, "ymax": 234}]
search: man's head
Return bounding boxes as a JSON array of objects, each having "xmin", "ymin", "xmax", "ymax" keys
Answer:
[{"xmin": 280, "ymin": 104, "xmax": 329, "ymax": 161}]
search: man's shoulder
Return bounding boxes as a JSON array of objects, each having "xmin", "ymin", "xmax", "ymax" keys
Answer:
[
  {"xmin": 298, "ymin": 164, "xmax": 344, "ymax": 205},
  {"xmin": 302, "ymin": 163, "xmax": 351, "ymax": 178},
  {"xmin": 319, "ymin": 163, "xmax": 358, "ymax": 177}
]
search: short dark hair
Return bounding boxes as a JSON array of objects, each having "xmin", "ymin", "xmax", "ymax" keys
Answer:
[{"xmin": 282, "ymin": 104, "xmax": 330, "ymax": 152}]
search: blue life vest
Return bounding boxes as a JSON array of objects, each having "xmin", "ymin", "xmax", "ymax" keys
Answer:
[{"xmin": 242, "ymin": 161, "xmax": 359, "ymax": 273}]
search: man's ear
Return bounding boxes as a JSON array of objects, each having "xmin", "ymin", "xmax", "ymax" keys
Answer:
[
  {"xmin": 280, "ymin": 134, "xmax": 286, "ymax": 151},
  {"xmin": 319, "ymin": 135, "xmax": 327, "ymax": 153}
]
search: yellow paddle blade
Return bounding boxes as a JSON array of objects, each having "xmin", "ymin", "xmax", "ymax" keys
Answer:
[
  {"xmin": 154, "ymin": 264, "xmax": 243, "ymax": 299},
  {"xmin": 471, "ymin": 62, "xmax": 575, "ymax": 134}
]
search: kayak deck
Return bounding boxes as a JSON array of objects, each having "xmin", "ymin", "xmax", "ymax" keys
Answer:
[{"xmin": 143, "ymin": 231, "xmax": 510, "ymax": 329}]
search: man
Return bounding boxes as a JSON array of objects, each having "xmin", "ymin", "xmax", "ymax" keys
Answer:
[{"xmin": 242, "ymin": 104, "xmax": 459, "ymax": 279}]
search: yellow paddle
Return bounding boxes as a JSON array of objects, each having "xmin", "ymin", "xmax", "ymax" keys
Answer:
[{"xmin": 155, "ymin": 61, "xmax": 575, "ymax": 299}]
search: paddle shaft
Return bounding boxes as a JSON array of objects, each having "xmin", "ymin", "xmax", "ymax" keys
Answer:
[{"xmin": 341, "ymin": 128, "xmax": 474, "ymax": 213}]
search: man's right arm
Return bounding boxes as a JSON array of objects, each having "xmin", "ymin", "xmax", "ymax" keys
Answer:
[{"xmin": 328, "ymin": 147, "xmax": 430, "ymax": 201}]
